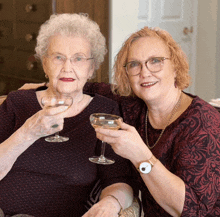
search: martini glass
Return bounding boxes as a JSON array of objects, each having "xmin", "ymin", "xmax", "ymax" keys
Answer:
[
  {"xmin": 89, "ymin": 113, "xmax": 123, "ymax": 165},
  {"xmin": 41, "ymin": 95, "xmax": 73, "ymax": 142}
]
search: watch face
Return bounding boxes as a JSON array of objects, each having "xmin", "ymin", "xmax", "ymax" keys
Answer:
[{"xmin": 139, "ymin": 162, "xmax": 152, "ymax": 174}]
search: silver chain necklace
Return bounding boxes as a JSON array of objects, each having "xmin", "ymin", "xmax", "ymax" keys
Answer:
[{"xmin": 145, "ymin": 92, "xmax": 182, "ymax": 150}]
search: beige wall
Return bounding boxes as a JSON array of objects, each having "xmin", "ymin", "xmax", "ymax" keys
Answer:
[{"xmin": 195, "ymin": 0, "xmax": 218, "ymax": 102}]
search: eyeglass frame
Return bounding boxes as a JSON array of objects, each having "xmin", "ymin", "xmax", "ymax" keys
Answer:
[
  {"xmin": 124, "ymin": 57, "xmax": 170, "ymax": 76},
  {"xmin": 45, "ymin": 54, "xmax": 94, "ymax": 66}
]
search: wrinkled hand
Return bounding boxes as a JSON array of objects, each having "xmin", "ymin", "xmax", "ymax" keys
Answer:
[
  {"xmin": 22, "ymin": 105, "xmax": 68, "ymax": 141},
  {"xmin": 82, "ymin": 197, "xmax": 119, "ymax": 217},
  {"xmin": 95, "ymin": 122, "xmax": 149, "ymax": 164}
]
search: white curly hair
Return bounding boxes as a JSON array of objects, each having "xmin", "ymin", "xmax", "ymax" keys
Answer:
[{"xmin": 35, "ymin": 13, "xmax": 107, "ymax": 72}]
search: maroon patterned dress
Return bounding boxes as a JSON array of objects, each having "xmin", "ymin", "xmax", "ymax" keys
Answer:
[{"xmin": 84, "ymin": 82, "xmax": 220, "ymax": 217}]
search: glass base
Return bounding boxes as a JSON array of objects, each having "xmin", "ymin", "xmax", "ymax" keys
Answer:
[
  {"xmin": 89, "ymin": 156, "xmax": 115, "ymax": 165},
  {"xmin": 45, "ymin": 135, "xmax": 69, "ymax": 142}
]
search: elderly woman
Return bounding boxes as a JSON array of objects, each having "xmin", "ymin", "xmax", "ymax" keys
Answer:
[
  {"xmin": 0, "ymin": 14, "xmax": 134, "ymax": 217},
  {"xmin": 82, "ymin": 27, "xmax": 220, "ymax": 216}
]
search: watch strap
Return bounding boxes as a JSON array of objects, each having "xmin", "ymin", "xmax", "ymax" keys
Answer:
[{"xmin": 147, "ymin": 155, "xmax": 157, "ymax": 166}]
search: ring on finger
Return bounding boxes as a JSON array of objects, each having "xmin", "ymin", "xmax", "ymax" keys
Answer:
[{"xmin": 51, "ymin": 124, "xmax": 59, "ymax": 128}]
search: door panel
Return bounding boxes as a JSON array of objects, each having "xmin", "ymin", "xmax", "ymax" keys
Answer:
[{"xmin": 138, "ymin": 0, "xmax": 197, "ymax": 93}]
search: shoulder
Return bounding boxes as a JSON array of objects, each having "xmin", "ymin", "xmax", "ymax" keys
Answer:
[
  {"xmin": 189, "ymin": 95, "xmax": 220, "ymax": 119},
  {"xmin": 176, "ymin": 94, "xmax": 220, "ymax": 143},
  {"xmin": 7, "ymin": 89, "xmax": 36, "ymax": 102},
  {"xmin": 5, "ymin": 89, "xmax": 37, "ymax": 110}
]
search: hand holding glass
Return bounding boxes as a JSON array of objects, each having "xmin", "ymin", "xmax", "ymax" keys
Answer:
[
  {"xmin": 41, "ymin": 96, "xmax": 73, "ymax": 142},
  {"xmin": 89, "ymin": 113, "xmax": 123, "ymax": 165}
]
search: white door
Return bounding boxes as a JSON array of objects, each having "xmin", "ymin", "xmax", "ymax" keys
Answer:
[{"xmin": 137, "ymin": 0, "xmax": 198, "ymax": 94}]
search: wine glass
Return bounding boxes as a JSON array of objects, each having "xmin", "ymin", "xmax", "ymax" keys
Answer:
[
  {"xmin": 41, "ymin": 95, "xmax": 73, "ymax": 142},
  {"xmin": 89, "ymin": 113, "xmax": 123, "ymax": 165}
]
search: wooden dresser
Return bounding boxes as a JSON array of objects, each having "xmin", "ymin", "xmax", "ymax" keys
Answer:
[
  {"xmin": 0, "ymin": 0, "xmax": 109, "ymax": 95},
  {"xmin": 0, "ymin": 0, "xmax": 52, "ymax": 95}
]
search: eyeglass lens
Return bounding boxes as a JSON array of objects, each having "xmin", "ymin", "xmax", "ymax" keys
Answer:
[
  {"xmin": 126, "ymin": 57, "xmax": 166, "ymax": 75},
  {"xmin": 50, "ymin": 55, "xmax": 92, "ymax": 66}
]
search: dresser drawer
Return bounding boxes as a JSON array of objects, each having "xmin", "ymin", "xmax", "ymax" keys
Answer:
[
  {"xmin": 0, "ymin": 20, "xmax": 14, "ymax": 48},
  {"xmin": 0, "ymin": 0, "xmax": 14, "ymax": 21},
  {"xmin": 15, "ymin": 51, "xmax": 45, "ymax": 80},
  {"xmin": 0, "ymin": 49, "xmax": 45, "ymax": 81},
  {"xmin": 16, "ymin": 22, "xmax": 40, "ymax": 51},
  {"xmin": 15, "ymin": 0, "xmax": 51, "ymax": 23},
  {"xmin": 0, "ymin": 49, "xmax": 16, "ymax": 74}
]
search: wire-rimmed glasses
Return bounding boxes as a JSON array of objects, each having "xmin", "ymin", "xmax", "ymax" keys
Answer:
[
  {"xmin": 124, "ymin": 57, "xmax": 170, "ymax": 76},
  {"xmin": 46, "ymin": 54, "xmax": 94, "ymax": 67}
]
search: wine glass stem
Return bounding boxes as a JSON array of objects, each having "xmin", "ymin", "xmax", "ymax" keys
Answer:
[
  {"xmin": 54, "ymin": 132, "xmax": 60, "ymax": 138},
  {"xmin": 100, "ymin": 141, "xmax": 106, "ymax": 159}
]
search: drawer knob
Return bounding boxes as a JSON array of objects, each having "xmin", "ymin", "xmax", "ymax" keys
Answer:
[
  {"xmin": 27, "ymin": 56, "xmax": 38, "ymax": 70},
  {"xmin": 25, "ymin": 33, "xmax": 35, "ymax": 42},
  {"xmin": 25, "ymin": 4, "xmax": 36, "ymax": 13},
  {"xmin": 27, "ymin": 61, "xmax": 37, "ymax": 70}
]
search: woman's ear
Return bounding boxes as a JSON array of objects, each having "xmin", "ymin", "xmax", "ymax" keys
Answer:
[{"xmin": 88, "ymin": 62, "xmax": 95, "ymax": 78}]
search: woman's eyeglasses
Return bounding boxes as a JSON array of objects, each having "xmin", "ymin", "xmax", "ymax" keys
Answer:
[
  {"xmin": 47, "ymin": 54, "xmax": 94, "ymax": 67},
  {"xmin": 124, "ymin": 57, "xmax": 170, "ymax": 76}
]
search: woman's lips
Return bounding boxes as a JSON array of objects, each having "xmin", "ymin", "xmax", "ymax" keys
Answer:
[
  {"xmin": 59, "ymin": 78, "xmax": 75, "ymax": 82},
  {"xmin": 141, "ymin": 81, "xmax": 158, "ymax": 88}
]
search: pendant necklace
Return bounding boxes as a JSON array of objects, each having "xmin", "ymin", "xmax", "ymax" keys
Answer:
[{"xmin": 145, "ymin": 92, "xmax": 182, "ymax": 150}]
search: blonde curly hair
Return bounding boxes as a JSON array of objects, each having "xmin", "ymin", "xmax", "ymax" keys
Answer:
[{"xmin": 112, "ymin": 27, "xmax": 191, "ymax": 96}]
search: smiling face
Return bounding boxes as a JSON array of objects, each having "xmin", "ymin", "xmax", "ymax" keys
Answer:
[
  {"xmin": 43, "ymin": 34, "xmax": 94, "ymax": 96},
  {"xmin": 127, "ymin": 36, "xmax": 177, "ymax": 103}
]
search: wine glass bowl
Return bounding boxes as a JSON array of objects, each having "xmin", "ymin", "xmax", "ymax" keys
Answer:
[
  {"xmin": 41, "ymin": 95, "xmax": 73, "ymax": 142},
  {"xmin": 89, "ymin": 113, "xmax": 123, "ymax": 165}
]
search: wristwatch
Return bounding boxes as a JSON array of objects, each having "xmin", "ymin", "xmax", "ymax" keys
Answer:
[{"xmin": 138, "ymin": 155, "xmax": 158, "ymax": 174}]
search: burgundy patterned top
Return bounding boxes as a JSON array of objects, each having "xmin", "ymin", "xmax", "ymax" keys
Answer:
[
  {"xmin": 84, "ymin": 82, "xmax": 220, "ymax": 217},
  {"xmin": 0, "ymin": 89, "xmax": 133, "ymax": 217}
]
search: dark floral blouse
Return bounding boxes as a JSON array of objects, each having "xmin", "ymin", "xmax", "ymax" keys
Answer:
[{"xmin": 84, "ymin": 82, "xmax": 220, "ymax": 217}]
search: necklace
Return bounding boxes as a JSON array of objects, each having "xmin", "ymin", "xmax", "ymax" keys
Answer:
[{"xmin": 145, "ymin": 92, "xmax": 182, "ymax": 150}]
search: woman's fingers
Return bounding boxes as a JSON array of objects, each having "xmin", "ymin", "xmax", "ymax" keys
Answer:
[
  {"xmin": 94, "ymin": 122, "xmax": 147, "ymax": 161},
  {"xmin": 119, "ymin": 122, "xmax": 133, "ymax": 130},
  {"xmin": 42, "ymin": 105, "xmax": 68, "ymax": 116},
  {"xmin": 22, "ymin": 106, "xmax": 68, "ymax": 140}
]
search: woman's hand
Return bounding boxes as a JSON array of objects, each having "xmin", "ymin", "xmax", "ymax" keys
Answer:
[
  {"xmin": 21, "ymin": 105, "xmax": 68, "ymax": 141},
  {"xmin": 95, "ymin": 122, "xmax": 151, "ymax": 165},
  {"xmin": 82, "ymin": 196, "xmax": 120, "ymax": 217}
]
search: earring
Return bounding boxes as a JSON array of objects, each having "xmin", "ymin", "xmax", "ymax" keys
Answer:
[{"xmin": 45, "ymin": 74, "xmax": 48, "ymax": 79}]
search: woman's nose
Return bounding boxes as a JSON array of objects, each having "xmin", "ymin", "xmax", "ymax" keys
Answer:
[
  {"xmin": 63, "ymin": 58, "xmax": 73, "ymax": 72},
  {"xmin": 140, "ymin": 63, "xmax": 152, "ymax": 77}
]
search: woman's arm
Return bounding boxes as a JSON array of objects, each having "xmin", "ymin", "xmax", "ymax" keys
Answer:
[
  {"xmin": 0, "ymin": 96, "xmax": 6, "ymax": 105},
  {"xmin": 0, "ymin": 101, "xmax": 68, "ymax": 180},
  {"xmin": 95, "ymin": 122, "xmax": 185, "ymax": 217},
  {"xmin": 0, "ymin": 83, "xmax": 46, "ymax": 105},
  {"xmin": 82, "ymin": 183, "xmax": 133, "ymax": 217},
  {"xmin": 96, "ymin": 116, "xmax": 220, "ymax": 217}
]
